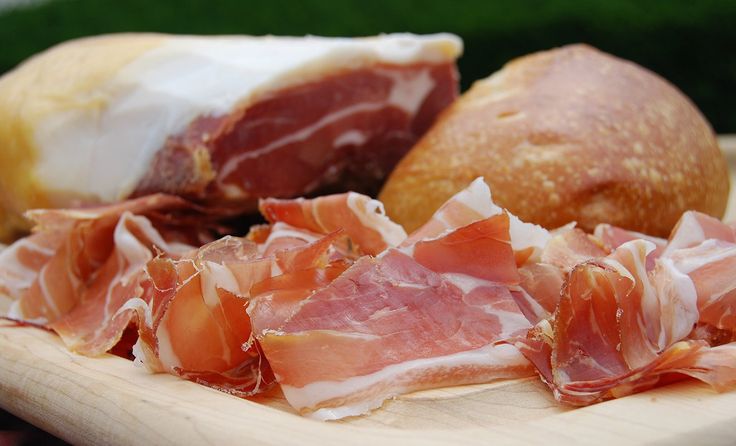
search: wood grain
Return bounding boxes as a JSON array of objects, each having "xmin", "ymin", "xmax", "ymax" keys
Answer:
[
  {"xmin": 0, "ymin": 136, "xmax": 734, "ymax": 445},
  {"xmin": 3, "ymin": 320, "xmax": 736, "ymax": 446}
]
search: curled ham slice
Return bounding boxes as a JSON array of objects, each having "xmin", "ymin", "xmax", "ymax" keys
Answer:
[
  {"xmin": 516, "ymin": 210, "xmax": 736, "ymax": 406},
  {"xmin": 512, "ymin": 226, "xmax": 608, "ymax": 324},
  {"xmin": 403, "ymin": 177, "xmax": 549, "ymax": 259},
  {"xmin": 2, "ymin": 195, "xmax": 195, "ymax": 326},
  {"xmin": 259, "ymin": 192, "xmax": 407, "ymax": 256},
  {"xmin": 129, "ymin": 233, "xmax": 344, "ymax": 395}
]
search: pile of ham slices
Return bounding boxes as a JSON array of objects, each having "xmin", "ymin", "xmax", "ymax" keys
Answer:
[{"xmin": 2, "ymin": 178, "xmax": 736, "ymax": 420}]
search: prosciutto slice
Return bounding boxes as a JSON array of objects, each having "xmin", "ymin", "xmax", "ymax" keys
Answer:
[
  {"xmin": 249, "ymin": 182, "xmax": 538, "ymax": 420},
  {"xmin": 2, "ymin": 195, "xmax": 195, "ymax": 326},
  {"xmin": 516, "ymin": 211, "xmax": 736, "ymax": 405},
  {"xmin": 128, "ymin": 231, "xmax": 345, "ymax": 395},
  {"xmin": 259, "ymin": 192, "xmax": 407, "ymax": 256}
]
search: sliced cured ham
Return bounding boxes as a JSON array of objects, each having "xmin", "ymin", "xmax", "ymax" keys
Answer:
[
  {"xmin": 516, "ymin": 215, "xmax": 736, "ymax": 405},
  {"xmin": 249, "ymin": 183, "xmax": 538, "ymax": 420},
  {"xmin": 666, "ymin": 240, "xmax": 736, "ymax": 340},
  {"xmin": 513, "ymin": 227, "xmax": 608, "ymax": 324},
  {"xmin": 403, "ymin": 178, "xmax": 550, "ymax": 257},
  {"xmin": 0, "ymin": 33, "xmax": 462, "ymax": 242},
  {"xmin": 129, "ymin": 229, "xmax": 352, "ymax": 395},
  {"xmin": 260, "ymin": 192, "xmax": 407, "ymax": 256},
  {"xmin": 1, "ymin": 188, "xmax": 409, "ymax": 397},
  {"xmin": 48, "ymin": 213, "xmax": 189, "ymax": 355},
  {"xmin": 2, "ymin": 195, "xmax": 194, "ymax": 325}
]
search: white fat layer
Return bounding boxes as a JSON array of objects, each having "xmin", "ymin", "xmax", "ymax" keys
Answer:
[
  {"xmin": 155, "ymin": 322, "xmax": 181, "ymax": 369},
  {"xmin": 280, "ymin": 343, "xmax": 527, "ymax": 420},
  {"xmin": 668, "ymin": 239, "xmax": 736, "ymax": 275},
  {"xmin": 333, "ymin": 130, "xmax": 367, "ymax": 148},
  {"xmin": 131, "ymin": 339, "xmax": 146, "ymax": 368},
  {"xmin": 382, "ymin": 67, "xmax": 435, "ymax": 115},
  {"xmin": 0, "ymin": 238, "xmax": 55, "ymax": 301},
  {"xmin": 33, "ymin": 33, "xmax": 461, "ymax": 204},
  {"xmin": 655, "ymin": 257, "xmax": 699, "ymax": 348},
  {"xmin": 449, "ymin": 177, "xmax": 550, "ymax": 252},
  {"xmin": 37, "ymin": 265, "xmax": 61, "ymax": 320},
  {"xmin": 662, "ymin": 212, "xmax": 706, "ymax": 257},
  {"xmin": 265, "ymin": 222, "xmax": 320, "ymax": 244},
  {"xmin": 346, "ymin": 193, "xmax": 407, "ymax": 248},
  {"xmin": 115, "ymin": 213, "xmax": 157, "ymax": 282},
  {"xmin": 118, "ymin": 297, "xmax": 152, "ymax": 328},
  {"xmin": 201, "ymin": 261, "xmax": 241, "ymax": 308},
  {"xmin": 7, "ymin": 300, "xmax": 49, "ymax": 324},
  {"xmin": 439, "ymin": 272, "xmax": 485, "ymax": 294}
]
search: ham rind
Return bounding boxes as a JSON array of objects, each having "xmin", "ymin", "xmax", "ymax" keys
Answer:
[
  {"xmin": 249, "ymin": 212, "xmax": 534, "ymax": 420},
  {"xmin": 259, "ymin": 192, "xmax": 407, "ymax": 256}
]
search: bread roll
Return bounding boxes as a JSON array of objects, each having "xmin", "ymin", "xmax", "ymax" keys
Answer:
[
  {"xmin": 0, "ymin": 33, "xmax": 462, "ymax": 242},
  {"xmin": 379, "ymin": 44, "xmax": 730, "ymax": 237}
]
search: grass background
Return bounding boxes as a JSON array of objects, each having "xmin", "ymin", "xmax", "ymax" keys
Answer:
[{"xmin": 1, "ymin": 0, "xmax": 734, "ymax": 131}]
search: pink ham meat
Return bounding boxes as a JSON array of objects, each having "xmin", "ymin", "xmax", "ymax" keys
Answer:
[
  {"xmin": 134, "ymin": 63, "xmax": 459, "ymax": 206},
  {"xmin": 1, "ymin": 189, "xmax": 408, "ymax": 397},
  {"xmin": 129, "ymin": 231, "xmax": 345, "ymax": 395},
  {"xmin": 1, "ymin": 195, "xmax": 195, "ymax": 328},
  {"xmin": 516, "ymin": 211, "xmax": 736, "ymax": 405},
  {"xmin": 248, "ymin": 181, "xmax": 540, "ymax": 420},
  {"xmin": 515, "ymin": 227, "xmax": 609, "ymax": 324},
  {"xmin": 259, "ymin": 192, "xmax": 407, "ymax": 256}
]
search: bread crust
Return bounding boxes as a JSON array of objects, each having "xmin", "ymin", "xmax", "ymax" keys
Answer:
[{"xmin": 380, "ymin": 44, "xmax": 730, "ymax": 237}]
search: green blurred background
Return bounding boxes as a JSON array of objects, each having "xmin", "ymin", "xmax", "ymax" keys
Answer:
[{"xmin": 1, "ymin": 0, "xmax": 735, "ymax": 131}]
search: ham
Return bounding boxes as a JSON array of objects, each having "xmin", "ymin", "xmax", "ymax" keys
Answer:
[
  {"xmin": 1, "ymin": 189, "xmax": 408, "ymax": 397},
  {"xmin": 516, "ymin": 211, "xmax": 736, "ymax": 406},
  {"xmin": 0, "ymin": 33, "xmax": 462, "ymax": 242},
  {"xmin": 5, "ymin": 175, "xmax": 736, "ymax": 418},
  {"xmin": 248, "ymin": 182, "xmax": 539, "ymax": 419},
  {"xmin": 2, "ymin": 195, "xmax": 195, "ymax": 326},
  {"xmin": 129, "ymin": 232, "xmax": 345, "ymax": 395},
  {"xmin": 259, "ymin": 192, "xmax": 407, "ymax": 256}
]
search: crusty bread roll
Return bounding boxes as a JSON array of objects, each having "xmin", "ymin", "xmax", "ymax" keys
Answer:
[
  {"xmin": 0, "ymin": 33, "xmax": 462, "ymax": 242},
  {"xmin": 379, "ymin": 44, "xmax": 730, "ymax": 237}
]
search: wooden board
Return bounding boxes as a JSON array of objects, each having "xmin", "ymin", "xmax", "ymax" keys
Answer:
[{"xmin": 1, "ymin": 136, "xmax": 735, "ymax": 446}]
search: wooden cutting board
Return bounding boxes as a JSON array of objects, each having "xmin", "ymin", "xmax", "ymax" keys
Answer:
[{"xmin": 1, "ymin": 136, "xmax": 735, "ymax": 446}]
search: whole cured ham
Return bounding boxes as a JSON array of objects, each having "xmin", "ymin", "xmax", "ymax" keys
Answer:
[{"xmin": 0, "ymin": 33, "xmax": 461, "ymax": 242}]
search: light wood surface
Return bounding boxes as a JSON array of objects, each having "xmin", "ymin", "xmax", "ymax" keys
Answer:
[{"xmin": 0, "ymin": 136, "xmax": 735, "ymax": 445}]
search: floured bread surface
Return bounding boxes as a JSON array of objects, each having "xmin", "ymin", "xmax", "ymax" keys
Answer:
[
  {"xmin": 0, "ymin": 33, "xmax": 462, "ymax": 242},
  {"xmin": 380, "ymin": 44, "xmax": 729, "ymax": 237}
]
